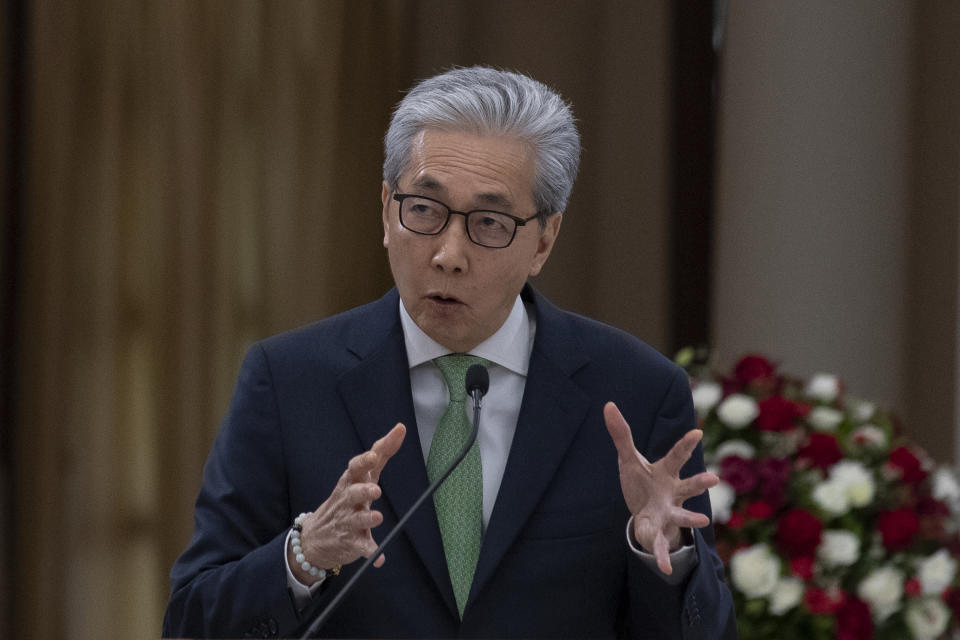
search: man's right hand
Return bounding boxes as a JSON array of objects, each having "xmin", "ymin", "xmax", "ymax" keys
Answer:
[{"xmin": 289, "ymin": 423, "xmax": 406, "ymax": 585}]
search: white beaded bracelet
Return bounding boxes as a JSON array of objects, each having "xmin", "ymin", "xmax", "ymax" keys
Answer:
[{"xmin": 291, "ymin": 512, "xmax": 340, "ymax": 579}]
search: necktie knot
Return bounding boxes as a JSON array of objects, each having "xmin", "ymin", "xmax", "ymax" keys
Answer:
[{"xmin": 434, "ymin": 354, "xmax": 491, "ymax": 403}]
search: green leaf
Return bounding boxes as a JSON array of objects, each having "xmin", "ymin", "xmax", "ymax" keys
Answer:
[{"xmin": 675, "ymin": 346, "xmax": 695, "ymax": 368}]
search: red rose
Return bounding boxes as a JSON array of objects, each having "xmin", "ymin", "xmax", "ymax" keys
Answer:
[
  {"xmin": 888, "ymin": 446, "xmax": 927, "ymax": 484},
  {"xmin": 756, "ymin": 395, "xmax": 809, "ymax": 432},
  {"xmin": 918, "ymin": 497, "xmax": 951, "ymax": 541},
  {"xmin": 757, "ymin": 457, "xmax": 792, "ymax": 508},
  {"xmin": 805, "ymin": 586, "xmax": 845, "ymax": 614},
  {"xmin": 734, "ymin": 355, "xmax": 776, "ymax": 386},
  {"xmin": 745, "ymin": 500, "xmax": 774, "ymax": 519},
  {"xmin": 917, "ymin": 497, "xmax": 950, "ymax": 517},
  {"xmin": 943, "ymin": 586, "xmax": 960, "ymax": 621},
  {"xmin": 836, "ymin": 596, "xmax": 873, "ymax": 640},
  {"xmin": 757, "ymin": 456, "xmax": 791, "ymax": 483},
  {"xmin": 727, "ymin": 512, "xmax": 745, "ymax": 530},
  {"xmin": 719, "ymin": 456, "xmax": 758, "ymax": 494},
  {"xmin": 797, "ymin": 433, "xmax": 844, "ymax": 470},
  {"xmin": 877, "ymin": 508, "xmax": 920, "ymax": 551},
  {"xmin": 777, "ymin": 508, "xmax": 823, "ymax": 557},
  {"xmin": 790, "ymin": 555, "xmax": 815, "ymax": 580},
  {"xmin": 905, "ymin": 578, "xmax": 922, "ymax": 596}
]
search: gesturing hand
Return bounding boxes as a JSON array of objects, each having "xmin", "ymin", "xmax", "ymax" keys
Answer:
[
  {"xmin": 290, "ymin": 423, "xmax": 406, "ymax": 584},
  {"xmin": 603, "ymin": 402, "xmax": 718, "ymax": 575}
]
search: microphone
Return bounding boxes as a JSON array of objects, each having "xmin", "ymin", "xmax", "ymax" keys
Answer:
[
  {"xmin": 466, "ymin": 363, "xmax": 490, "ymax": 408},
  {"xmin": 302, "ymin": 363, "xmax": 490, "ymax": 638}
]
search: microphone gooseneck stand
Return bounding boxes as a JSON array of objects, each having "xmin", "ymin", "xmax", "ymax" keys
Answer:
[{"xmin": 301, "ymin": 364, "xmax": 490, "ymax": 639}]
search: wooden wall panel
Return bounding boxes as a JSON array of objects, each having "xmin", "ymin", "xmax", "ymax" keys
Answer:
[{"xmin": 14, "ymin": 2, "xmax": 673, "ymax": 637}]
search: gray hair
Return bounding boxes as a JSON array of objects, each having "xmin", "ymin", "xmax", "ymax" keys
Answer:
[{"xmin": 383, "ymin": 66, "xmax": 581, "ymax": 222}]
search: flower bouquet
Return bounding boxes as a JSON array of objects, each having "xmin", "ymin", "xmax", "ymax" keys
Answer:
[{"xmin": 679, "ymin": 350, "xmax": 960, "ymax": 640}]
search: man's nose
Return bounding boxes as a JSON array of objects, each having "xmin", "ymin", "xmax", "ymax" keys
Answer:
[{"xmin": 431, "ymin": 215, "xmax": 471, "ymax": 272}]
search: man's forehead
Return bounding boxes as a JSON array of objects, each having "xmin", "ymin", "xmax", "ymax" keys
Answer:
[{"xmin": 401, "ymin": 130, "xmax": 536, "ymax": 209}]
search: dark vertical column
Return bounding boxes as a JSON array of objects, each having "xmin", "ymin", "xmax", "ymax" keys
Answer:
[
  {"xmin": 670, "ymin": 1, "xmax": 719, "ymax": 353},
  {"xmin": 1, "ymin": 0, "xmax": 28, "ymax": 635}
]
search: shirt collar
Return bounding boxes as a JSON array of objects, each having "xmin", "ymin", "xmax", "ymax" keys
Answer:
[{"xmin": 398, "ymin": 295, "xmax": 531, "ymax": 376}]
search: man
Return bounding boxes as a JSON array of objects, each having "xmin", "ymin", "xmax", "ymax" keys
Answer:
[{"xmin": 163, "ymin": 66, "xmax": 737, "ymax": 639}]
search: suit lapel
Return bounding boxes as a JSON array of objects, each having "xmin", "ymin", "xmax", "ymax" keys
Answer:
[
  {"xmin": 468, "ymin": 287, "xmax": 591, "ymax": 608},
  {"xmin": 336, "ymin": 290, "xmax": 457, "ymax": 615}
]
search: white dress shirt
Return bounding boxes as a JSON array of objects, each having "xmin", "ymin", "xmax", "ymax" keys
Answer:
[{"xmin": 286, "ymin": 294, "xmax": 695, "ymax": 604}]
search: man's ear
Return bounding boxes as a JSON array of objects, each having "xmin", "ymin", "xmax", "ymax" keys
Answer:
[
  {"xmin": 528, "ymin": 213, "xmax": 562, "ymax": 277},
  {"xmin": 381, "ymin": 181, "xmax": 391, "ymax": 248}
]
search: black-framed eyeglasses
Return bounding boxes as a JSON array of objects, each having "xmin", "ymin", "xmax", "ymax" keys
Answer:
[{"xmin": 392, "ymin": 192, "xmax": 540, "ymax": 249}]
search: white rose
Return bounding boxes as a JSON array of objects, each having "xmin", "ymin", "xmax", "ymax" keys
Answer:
[
  {"xmin": 708, "ymin": 481, "xmax": 736, "ymax": 524},
  {"xmin": 905, "ymin": 597, "xmax": 950, "ymax": 640},
  {"xmin": 830, "ymin": 460, "xmax": 876, "ymax": 507},
  {"xmin": 847, "ymin": 397, "xmax": 876, "ymax": 422},
  {"xmin": 917, "ymin": 549, "xmax": 957, "ymax": 595},
  {"xmin": 806, "ymin": 373, "xmax": 840, "ymax": 403},
  {"xmin": 716, "ymin": 394, "xmax": 759, "ymax": 430},
  {"xmin": 768, "ymin": 576, "xmax": 804, "ymax": 615},
  {"xmin": 849, "ymin": 424, "xmax": 887, "ymax": 449},
  {"xmin": 714, "ymin": 439, "xmax": 756, "ymax": 462},
  {"xmin": 730, "ymin": 544, "xmax": 781, "ymax": 598},
  {"xmin": 857, "ymin": 565, "xmax": 904, "ymax": 622},
  {"xmin": 817, "ymin": 529, "xmax": 860, "ymax": 567},
  {"xmin": 812, "ymin": 479, "xmax": 850, "ymax": 516},
  {"xmin": 807, "ymin": 406, "xmax": 844, "ymax": 432},
  {"xmin": 692, "ymin": 382, "xmax": 723, "ymax": 417},
  {"xmin": 761, "ymin": 429, "xmax": 804, "ymax": 457},
  {"xmin": 933, "ymin": 467, "xmax": 960, "ymax": 505}
]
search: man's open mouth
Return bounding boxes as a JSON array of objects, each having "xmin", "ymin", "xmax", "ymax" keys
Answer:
[{"xmin": 428, "ymin": 294, "xmax": 464, "ymax": 305}]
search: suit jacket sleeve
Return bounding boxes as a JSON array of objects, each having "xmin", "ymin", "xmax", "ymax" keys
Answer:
[
  {"xmin": 624, "ymin": 366, "xmax": 738, "ymax": 640},
  {"xmin": 162, "ymin": 343, "xmax": 306, "ymax": 639}
]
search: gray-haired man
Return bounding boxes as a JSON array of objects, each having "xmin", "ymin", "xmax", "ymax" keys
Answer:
[{"xmin": 164, "ymin": 66, "xmax": 737, "ymax": 639}]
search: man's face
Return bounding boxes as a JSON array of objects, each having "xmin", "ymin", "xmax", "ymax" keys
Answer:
[{"xmin": 382, "ymin": 129, "xmax": 562, "ymax": 353}]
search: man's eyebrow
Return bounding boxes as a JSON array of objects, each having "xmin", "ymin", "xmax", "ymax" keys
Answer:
[
  {"xmin": 474, "ymin": 192, "xmax": 514, "ymax": 210},
  {"xmin": 410, "ymin": 176, "xmax": 445, "ymax": 192}
]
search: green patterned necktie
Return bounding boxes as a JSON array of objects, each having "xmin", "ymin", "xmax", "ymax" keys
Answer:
[{"xmin": 426, "ymin": 354, "xmax": 489, "ymax": 617}]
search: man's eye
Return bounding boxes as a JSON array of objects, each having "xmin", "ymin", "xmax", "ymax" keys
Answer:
[
  {"xmin": 477, "ymin": 214, "xmax": 507, "ymax": 230},
  {"xmin": 409, "ymin": 201, "xmax": 444, "ymax": 217}
]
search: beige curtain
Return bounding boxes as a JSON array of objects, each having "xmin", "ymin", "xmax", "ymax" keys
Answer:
[{"xmin": 14, "ymin": 1, "xmax": 672, "ymax": 638}]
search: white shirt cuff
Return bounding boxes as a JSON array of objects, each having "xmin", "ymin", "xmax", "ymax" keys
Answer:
[
  {"xmin": 284, "ymin": 528, "xmax": 326, "ymax": 608},
  {"xmin": 624, "ymin": 516, "xmax": 698, "ymax": 586}
]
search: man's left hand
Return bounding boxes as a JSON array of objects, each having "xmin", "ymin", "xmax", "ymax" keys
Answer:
[{"xmin": 603, "ymin": 401, "xmax": 719, "ymax": 575}]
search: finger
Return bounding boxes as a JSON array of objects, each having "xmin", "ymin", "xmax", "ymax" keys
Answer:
[
  {"xmin": 654, "ymin": 531, "xmax": 673, "ymax": 575},
  {"xmin": 369, "ymin": 423, "xmax": 407, "ymax": 480},
  {"xmin": 675, "ymin": 472, "xmax": 719, "ymax": 502},
  {"xmin": 660, "ymin": 428, "xmax": 703, "ymax": 477},
  {"xmin": 356, "ymin": 532, "xmax": 386, "ymax": 568},
  {"xmin": 603, "ymin": 402, "xmax": 645, "ymax": 464},
  {"xmin": 344, "ymin": 450, "xmax": 379, "ymax": 484},
  {"xmin": 343, "ymin": 424, "xmax": 406, "ymax": 485},
  {"xmin": 347, "ymin": 508, "xmax": 384, "ymax": 531},
  {"xmin": 343, "ymin": 482, "xmax": 382, "ymax": 508},
  {"xmin": 672, "ymin": 507, "xmax": 711, "ymax": 529}
]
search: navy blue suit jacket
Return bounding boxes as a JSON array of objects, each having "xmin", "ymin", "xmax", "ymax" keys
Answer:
[{"xmin": 163, "ymin": 286, "xmax": 737, "ymax": 638}]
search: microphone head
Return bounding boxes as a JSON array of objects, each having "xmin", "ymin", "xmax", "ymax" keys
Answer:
[{"xmin": 465, "ymin": 364, "xmax": 490, "ymax": 397}]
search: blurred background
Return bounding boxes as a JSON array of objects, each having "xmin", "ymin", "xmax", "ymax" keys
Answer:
[{"xmin": 1, "ymin": 1, "xmax": 958, "ymax": 637}]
